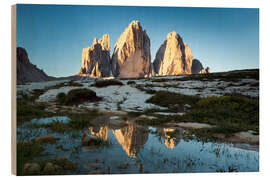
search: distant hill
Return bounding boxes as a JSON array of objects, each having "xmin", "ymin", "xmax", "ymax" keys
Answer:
[{"xmin": 16, "ymin": 47, "xmax": 55, "ymax": 84}]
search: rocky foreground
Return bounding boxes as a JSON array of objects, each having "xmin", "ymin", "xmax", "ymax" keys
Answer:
[
  {"xmin": 18, "ymin": 69, "xmax": 258, "ymax": 112},
  {"xmin": 16, "ymin": 69, "xmax": 259, "ymax": 175},
  {"xmin": 17, "ymin": 69, "xmax": 259, "ymax": 138}
]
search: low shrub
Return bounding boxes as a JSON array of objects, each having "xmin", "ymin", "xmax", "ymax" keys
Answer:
[
  {"xmin": 127, "ymin": 81, "xmax": 136, "ymax": 85},
  {"xmin": 92, "ymin": 79, "xmax": 123, "ymax": 88},
  {"xmin": 56, "ymin": 88, "xmax": 101, "ymax": 105}
]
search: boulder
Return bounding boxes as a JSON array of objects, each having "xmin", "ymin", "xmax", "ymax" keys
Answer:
[
  {"xmin": 87, "ymin": 163, "xmax": 101, "ymax": 169},
  {"xmin": 79, "ymin": 34, "xmax": 111, "ymax": 77},
  {"xmin": 111, "ymin": 20, "xmax": 151, "ymax": 78},
  {"xmin": 43, "ymin": 162, "xmax": 62, "ymax": 174},
  {"xmin": 153, "ymin": 32, "xmax": 193, "ymax": 76},
  {"xmin": 34, "ymin": 134, "xmax": 59, "ymax": 144},
  {"xmin": 89, "ymin": 170, "xmax": 105, "ymax": 174},
  {"xmin": 23, "ymin": 163, "xmax": 41, "ymax": 174}
]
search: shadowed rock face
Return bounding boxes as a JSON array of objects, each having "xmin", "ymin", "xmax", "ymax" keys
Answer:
[
  {"xmin": 191, "ymin": 59, "xmax": 204, "ymax": 74},
  {"xmin": 17, "ymin": 47, "xmax": 53, "ymax": 84},
  {"xmin": 113, "ymin": 123, "xmax": 148, "ymax": 157},
  {"xmin": 79, "ymin": 34, "xmax": 111, "ymax": 77},
  {"xmin": 153, "ymin": 32, "xmax": 193, "ymax": 76},
  {"xmin": 111, "ymin": 20, "xmax": 151, "ymax": 78},
  {"xmin": 191, "ymin": 59, "xmax": 211, "ymax": 74}
]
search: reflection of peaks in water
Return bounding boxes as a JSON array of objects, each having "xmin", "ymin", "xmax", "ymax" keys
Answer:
[
  {"xmin": 113, "ymin": 123, "xmax": 148, "ymax": 157},
  {"xmin": 89, "ymin": 126, "xmax": 108, "ymax": 141},
  {"xmin": 162, "ymin": 128, "xmax": 182, "ymax": 149}
]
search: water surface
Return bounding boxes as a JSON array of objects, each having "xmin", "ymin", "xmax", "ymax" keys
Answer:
[{"xmin": 18, "ymin": 116, "xmax": 259, "ymax": 174}]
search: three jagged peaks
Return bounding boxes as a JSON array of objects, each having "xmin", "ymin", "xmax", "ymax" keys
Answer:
[{"xmin": 79, "ymin": 20, "xmax": 209, "ymax": 78}]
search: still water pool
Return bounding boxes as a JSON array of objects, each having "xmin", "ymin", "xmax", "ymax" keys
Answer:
[{"xmin": 18, "ymin": 116, "xmax": 259, "ymax": 174}]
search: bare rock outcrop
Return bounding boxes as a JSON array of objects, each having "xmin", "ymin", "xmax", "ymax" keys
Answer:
[
  {"xmin": 79, "ymin": 34, "xmax": 111, "ymax": 77},
  {"xmin": 191, "ymin": 59, "xmax": 204, "ymax": 74},
  {"xmin": 153, "ymin": 32, "xmax": 193, "ymax": 76},
  {"xmin": 111, "ymin": 20, "xmax": 151, "ymax": 78},
  {"xmin": 191, "ymin": 59, "xmax": 210, "ymax": 74},
  {"xmin": 17, "ymin": 47, "xmax": 53, "ymax": 84}
]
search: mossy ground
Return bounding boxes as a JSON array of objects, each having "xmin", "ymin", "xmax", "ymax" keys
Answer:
[
  {"xmin": 143, "ymin": 91, "xmax": 259, "ymax": 139},
  {"xmin": 151, "ymin": 69, "xmax": 259, "ymax": 83},
  {"xmin": 146, "ymin": 91, "xmax": 200, "ymax": 111}
]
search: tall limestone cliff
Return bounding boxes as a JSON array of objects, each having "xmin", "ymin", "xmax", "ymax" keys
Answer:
[
  {"xmin": 153, "ymin": 32, "xmax": 193, "ymax": 76},
  {"xmin": 17, "ymin": 47, "xmax": 53, "ymax": 84},
  {"xmin": 111, "ymin": 20, "xmax": 151, "ymax": 78},
  {"xmin": 79, "ymin": 34, "xmax": 111, "ymax": 77}
]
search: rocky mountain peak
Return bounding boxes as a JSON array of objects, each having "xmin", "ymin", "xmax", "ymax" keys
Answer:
[
  {"xmin": 17, "ymin": 47, "xmax": 53, "ymax": 84},
  {"xmin": 111, "ymin": 21, "xmax": 151, "ymax": 78},
  {"xmin": 98, "ymin": 34, "xmax": 110, "ymax": 52},
  {"xmin": 166, "ymin": 31, "xmax": 180, "ymax": 40},
  {"xmin": 153, "ymin": 31, "xmax": 193, "ymax": 76},
  {"xmin": 129, "ymin": 20, "xmax": 141, "ymax": 30},
  {"xmin": 92, "ymin": 38, "xmax": 98, "ymax": 45},
  {"xmin": 79, "ymin": 34, "xmax": 111, "ymax": 77}
]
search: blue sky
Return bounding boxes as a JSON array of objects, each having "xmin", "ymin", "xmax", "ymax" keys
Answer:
[{"xmin": 16, "ymin": 4, "xmax": 259, "ymax": 77}]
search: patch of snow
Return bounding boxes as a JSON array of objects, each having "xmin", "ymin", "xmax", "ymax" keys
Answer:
[
  {"xmin": 154, "ymin": 112, "xmax": 184, "ymax": 116},
  {"xmin": 138, "ymin": 115, "xmax": 157, "ymax": 120},
  {"xmin": 17, "ymin": 80, "xmax": 68, "ymax": 93},
  {"xmin": 110, "ymin": 116, "xmax": 120, "ymax": 120},
  {"xmin": 37, "ymin": 86, "xmax": 82, "ymax": 102},
  {"xmin": 174, "ymin": 122, "xmax": 214, "ymax": 129}
]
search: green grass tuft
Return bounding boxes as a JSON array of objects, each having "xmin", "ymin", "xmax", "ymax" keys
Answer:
[{"xmin": 146, "ymin": 91, "xmax": 200, "ymax": 112}]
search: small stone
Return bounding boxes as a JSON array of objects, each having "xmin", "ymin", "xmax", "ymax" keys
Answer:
[
  {"xmin": 81, "ymin": 134, "xmax": 98, "ymax": 146},
  {"xmin": 43, "ymin": 162, "xmax": 62, "ymax": 174},
  {"xmin": 89, "ymin": 170, "xmax": 105, "ymax": 174},
  {"xmin": 34, "ymin": 134, "xmax": 58, "ymax": 144},
  {"xmin": 87, "ymin": 163, "xmax": 101, "ymax": 169},
  {"xmin": 23, "ymin": 163, "xmax": 41, "ymax": 174}
]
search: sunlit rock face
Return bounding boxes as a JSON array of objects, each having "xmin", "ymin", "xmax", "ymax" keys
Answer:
[
  {"xmin": 79, "ymin": 34, "xmax": 111, "ymax": 77},
  {"xmin": 17, "ymin": 47, "xmax": 53, "ymax": 84},
  {"xmin": 153, "ymin": 32, "xmax": 193, "ymax": 76},
  {"xmin": 89, "ymin": 126, "xmax": 108, "ymax": 141},
  {"xmin": 111, "ymin": 20, "xmax": 151, "ymax": 78},
  {"xmin": 113, "ymin": 123, "xmax": 148, "ymax": 157}
]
